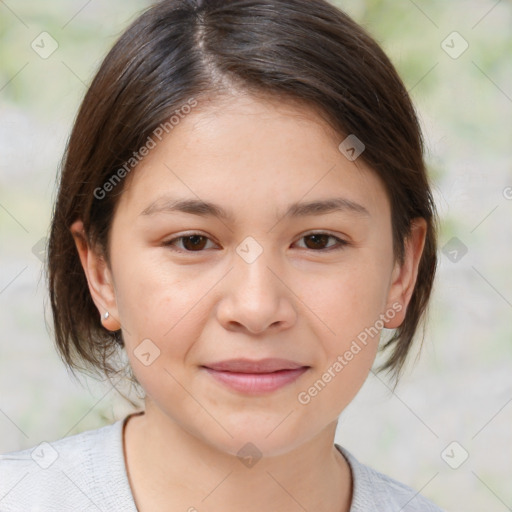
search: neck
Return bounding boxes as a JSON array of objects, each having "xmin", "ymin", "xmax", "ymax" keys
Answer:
[{"xmin": 123, "ymin": 405, "xmax": 353, "ymax": 512}]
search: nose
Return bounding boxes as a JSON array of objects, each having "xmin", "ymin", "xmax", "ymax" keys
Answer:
[{"xmin": 216, "ymin": 248, "xmax": 297, "ymax": 335}]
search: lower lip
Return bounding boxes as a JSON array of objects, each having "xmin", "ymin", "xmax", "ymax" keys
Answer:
[{"xmin": 203, "ymin": 367, "xmax": 309, "ymax": 394}]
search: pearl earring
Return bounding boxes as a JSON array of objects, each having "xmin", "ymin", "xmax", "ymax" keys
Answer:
[{"xmin": 104, "ymin": 311, "xmax": 109, "ymax": 320}]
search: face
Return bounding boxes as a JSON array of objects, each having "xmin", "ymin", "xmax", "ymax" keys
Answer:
[{"xmin": 73, "ymin": 92, "xmax": 425, "ymax": 457}]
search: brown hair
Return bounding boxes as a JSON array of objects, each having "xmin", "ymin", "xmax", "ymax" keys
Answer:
[{"xmin": 47, "ymin": 0, "xmax": 437, "ymax": 391}]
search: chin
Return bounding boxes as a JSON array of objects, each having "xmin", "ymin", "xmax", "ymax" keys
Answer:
[{"xmin": 197, "ymin": 417, "xmax": 317, "ymax": 460}]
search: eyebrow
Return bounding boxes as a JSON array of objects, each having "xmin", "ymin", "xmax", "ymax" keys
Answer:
[{"xmin": 139, "ymin": 196, "xmax": 370, "ymax": 221}]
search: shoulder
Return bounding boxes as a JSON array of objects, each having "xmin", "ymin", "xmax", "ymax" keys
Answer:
[
  {"xmin": 336, "ymin": 444, "xmax": 445, "ymax": 512},
  {"xmin": 0, "ymin": 417, "xmax": 136, "ymax": 512}
]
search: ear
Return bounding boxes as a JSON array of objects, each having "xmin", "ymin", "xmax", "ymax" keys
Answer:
[
  {"xmin": 70, "ymin": 219, "xmax": 121, "ymax": 331},
  {"xmin": 384, "ymin": 218, "xmax": 427, "ymax": 329}
]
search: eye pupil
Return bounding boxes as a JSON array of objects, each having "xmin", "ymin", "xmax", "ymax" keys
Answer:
[
  {"xmin": 305, "ymin": 234, "xmax": 329, "ymax": 249},
  {"xmin": 183, "ymin": 235, "xmax": 207, "ymax": 251}
]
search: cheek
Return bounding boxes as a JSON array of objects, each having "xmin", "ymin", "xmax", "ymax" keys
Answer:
[
  {"xmin": 113, "ymin": 249, "xmax": 210, "ymax": 356},
  {"xmin": 114, "ymin": 261, "xmax": 209, "ymax": 411},
  {"xmin": 294, "ymin": 261, "xmax": 387, "ymax": 422},
  {"xmin": 320, "ymin": 256, "xmax": 391, "ymax": 339},
  {"xmin": 314, "ymin": 258, "xmax": 389, "ymax": 367},
  {"xmin": 113, "ymin": 240, "xmax": 181, "ymax": 311}
]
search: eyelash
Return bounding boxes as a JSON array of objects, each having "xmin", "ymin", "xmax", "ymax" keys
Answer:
[{"xmin": 162, "ymin": 232, "xmax": 349, "ymax": 253}]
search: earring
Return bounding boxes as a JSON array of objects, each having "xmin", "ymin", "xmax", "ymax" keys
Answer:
[{"xmin": 104, "ymin": 311, "xmax": 109, "ymax": 320}]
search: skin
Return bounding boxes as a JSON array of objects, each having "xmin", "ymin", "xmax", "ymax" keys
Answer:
[{"xmin": 71, "ymin": 91, "xmax": 426, "ymax": 512}]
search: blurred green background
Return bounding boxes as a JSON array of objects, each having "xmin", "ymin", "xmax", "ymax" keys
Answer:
[{"xmin": 1, "ymin": 1, "xmax": 511, "ymax": 510}]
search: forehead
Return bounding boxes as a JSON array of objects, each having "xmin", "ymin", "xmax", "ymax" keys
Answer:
[{"xmin": 116, "ymin": 93, "xmax": 389, "ymax": 222}]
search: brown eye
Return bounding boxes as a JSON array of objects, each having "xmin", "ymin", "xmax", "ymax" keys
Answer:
[
  {"xmin": 295, "ymin": 233, "xmax": 348, "ymax": 251},
  {"xmin": 181, "ymin": 235, "xmax": 208, "ymax": 251},
  {"xmin": 163, "ymin": 234, "xmax": 215, "ymax": 252}
]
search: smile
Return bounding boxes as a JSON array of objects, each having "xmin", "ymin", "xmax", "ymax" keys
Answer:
[{"xmin": 201, "ymin": 358, "xmax": 310, "ymax": 394}]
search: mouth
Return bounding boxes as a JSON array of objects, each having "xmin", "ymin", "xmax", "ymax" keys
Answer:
[{"xmin": 201, "ymin": 358, "xmax": 310, "ymax": 394}]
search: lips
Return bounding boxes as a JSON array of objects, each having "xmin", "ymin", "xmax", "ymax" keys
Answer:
[
  {"xmin": 202, "ymin": 358, "xmax": 307, "ymax": 373},
  {"xmin": 201, "ymin": 358, "xmax": 310, "ymax": 394}
]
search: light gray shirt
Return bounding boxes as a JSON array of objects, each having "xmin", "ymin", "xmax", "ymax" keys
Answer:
[{"xmin": 0, "ymin": 414, "xmax": 444, "ymax": 511}]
